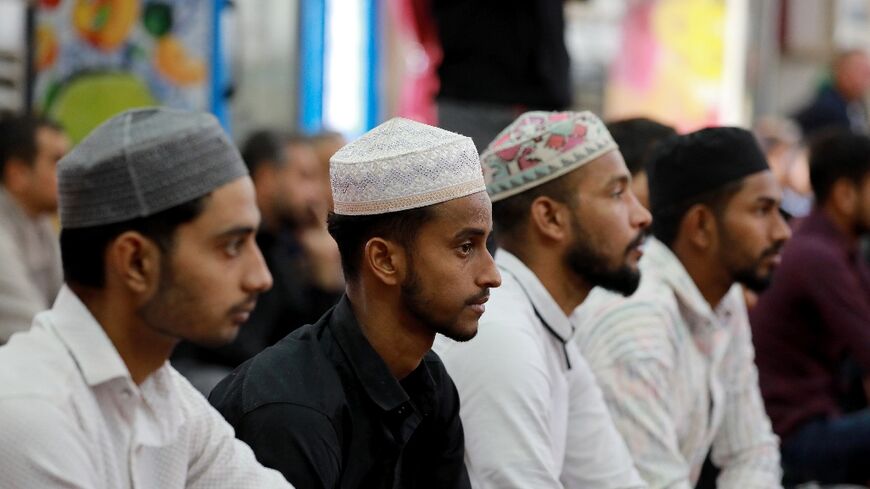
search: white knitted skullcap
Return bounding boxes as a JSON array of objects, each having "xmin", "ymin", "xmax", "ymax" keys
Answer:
[{"xmin": 329, "ymin": 118, "xmax": 484, "ymax": 215}]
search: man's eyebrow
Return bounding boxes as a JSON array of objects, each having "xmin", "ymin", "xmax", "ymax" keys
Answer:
[
  {"xmin": 453, "ymin": 227, "xmax": 488, "ymax": 240},
  {"xmin": 755, "ymin": 195, "xmax": 781, "ymax": 206},
  {"xmin": 213, "ymin": 226, "xmax": 257, "ymax": 240},
  {"xmin": 604, "ymin": 174, "xmax": 631, "ymax": 188}
]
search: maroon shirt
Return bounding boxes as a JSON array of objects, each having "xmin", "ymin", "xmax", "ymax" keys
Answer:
[{"xmin": 750, "ymin": 209, "xmax": 870, "ymax": 439}]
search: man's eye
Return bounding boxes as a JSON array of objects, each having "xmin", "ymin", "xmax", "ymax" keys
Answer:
[
  {"xmin": 225, "ymin": 239, "xmax": 244, "ymax": 256},
  {"xmin": 459, "ymin": 243, "xmax": 473, "ymax": 255}
]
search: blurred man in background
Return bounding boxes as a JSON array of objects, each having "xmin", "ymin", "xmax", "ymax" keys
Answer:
[
  {"xmin": 795, "ymin": 49, "xmax": 870, "ymax": 138},
  {"xmin": 751, "ymin": 129, "xmax": 870, "ymax": 486},
  {"xmin": 0, "ymin": 114, "xmax": 69, "ymax": 342},
  {"xmin": 432, "ymin": 0, "xmax": 572, "ymax": 150}
]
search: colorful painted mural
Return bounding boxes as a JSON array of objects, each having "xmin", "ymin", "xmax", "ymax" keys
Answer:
[{"xmin": 34, "ymin": 0, "xmax": 212, "ymax": 142}]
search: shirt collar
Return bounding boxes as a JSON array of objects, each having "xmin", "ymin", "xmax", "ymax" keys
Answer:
[
  {"xmin": 47, "ymin": 285, "xmax": 132, "ymax": 387},
  {"xmin": 495, "ymin": 249, "xmax": 574, "ymax": 342},
  {"xmin": 328, "ymin": 295, "xmax": 436, "ymax": 413}
]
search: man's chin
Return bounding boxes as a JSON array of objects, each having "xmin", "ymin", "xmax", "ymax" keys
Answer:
[
  {"xmin": 736, "ymin": 270, "xmax": 773, "ymax": 293},
  {"xmin": 438, "ymin": 323, "xmax": 479, "ymax": 343}
]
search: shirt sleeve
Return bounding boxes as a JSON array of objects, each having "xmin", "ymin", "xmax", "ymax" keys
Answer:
[
  {"xmin": 581, "ymin": 303, "xmax": 695, "ymax": 489},
  {"xmin": 0, "ymin": 233, "xmax": 50, "ymax": 343},
  {"xmin": 711, "ymin": 306, "xmax": 783, "ymax": 489},
  {"xmin": 441, "ymin": 319, "xmax": 570, "ymax": 489},
  {"xmin": 183, "ymin": 387, "xmax": 295, "ymax": 489},
  {"xmin": 0, "ymin": 399, "xmax": 100, "ymax": 488}
]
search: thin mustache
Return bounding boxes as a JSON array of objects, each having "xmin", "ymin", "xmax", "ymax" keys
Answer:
[
  {"xmin": 625, "ymin": 231, "xmax": 647, "ymax": 253},
  {"xmin": 761, "ymin": 241, "xmax": 785, "ymax": 259},
  {"xmin": 229, "ymin": 296, "xmax": 259, "ymax": 314},
  {"xmin": 466, "ymin": 289, "xmax": 490, "ymax": 305}
]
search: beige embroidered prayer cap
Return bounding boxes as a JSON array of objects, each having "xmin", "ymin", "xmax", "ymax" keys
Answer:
[{"xmin": 329, "ymin": 118, "xmax": 485, "ymax": 216}]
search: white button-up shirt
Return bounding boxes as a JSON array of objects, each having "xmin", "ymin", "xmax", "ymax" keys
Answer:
[
  {"xmin": 0, "ymin": 286, "xmax": 293, "ymax": 488},
  {"xmin": 574, "ymin": 238, "xmax": 781, "ymax": 489},
  {"xmin": 434, "ymin": 250, "xmax": 645, "ymax": 489}
]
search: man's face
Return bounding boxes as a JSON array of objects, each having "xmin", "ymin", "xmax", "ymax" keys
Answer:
[
  {"xmin": 716, "ymin": 171, "xmax": 791, "ymax": 292},
  {"xmin": 564, "ymin": 151, "xmax": 652, "ymax": 296},
  {"xmin": 837, "ymin": 52, "xmax": 870, "ymax": 100},
  {"xmin": 139, "ymin": 177, "xmax": 274, "ymax": 346},
  {"xmin": 399, "ymin": 192, "xmax": 502, "ymax": 342},
  {"xmin": 274, "ymin": 142, "xmax": 327, "ymax": 229},
  {"xmin": 22, "ymin": 127, "xmax": 69, "ymax": 214}
]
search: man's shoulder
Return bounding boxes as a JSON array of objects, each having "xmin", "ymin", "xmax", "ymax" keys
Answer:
[
  {"xmin": 209, "ymin": 324, "xmax": 346, "ymax": 421},
  {"xmin": 0, "ymin": 322, "xmax": 78, "ymax": 403},
  {"xmin": 576, "ymin": 281, "xmax": 679, "ymax": 367}
]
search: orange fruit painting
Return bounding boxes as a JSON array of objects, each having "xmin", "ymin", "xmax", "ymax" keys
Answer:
[{"xmin": 73, "ymin": 0, "xmax": 139, "ymax": 52}]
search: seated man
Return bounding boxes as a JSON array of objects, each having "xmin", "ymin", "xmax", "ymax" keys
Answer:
[
  {"xmin": 434, "ymin": 111, "xmax": 648, "ymax": 488},
  {"xmin": 576, "ymin": 128, "xmax": 789, "ymax": 488},
  {"xmin": 0, "ymin": 108, "xmax": 292, "ymax": 488},
  {"xmin": 0, "ymin": 115, "xmax": 69, "ymax": 341},
  {"xmin": 751, "ymin": 130, "xmax": 870, "ymax": 486},
  {"xmin": 210, "ymin": 118, "xmax": 502, "ymax": 488}
]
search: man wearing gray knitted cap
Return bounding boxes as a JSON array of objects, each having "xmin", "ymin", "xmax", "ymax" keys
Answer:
[{"xmin": 0, "ymin": 108, "xmax": 294, "ymax": 488}]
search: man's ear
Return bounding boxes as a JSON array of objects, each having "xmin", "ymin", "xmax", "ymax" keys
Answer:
[
  {"xmin": 682, "ymin": 205, "xmax": 718, "ymax": 251},
  {"xmin": 2, "ymin": 158, "xmax": 31, "ymax": 193},
  {"xmin": 363, "ymin": 237, "xmax": 406, "ymax": 286},
  {"xmin": 105, "ymin": 231, "xmax": 162, "ymax": 298},
  {"xmin": 831, "ymin": 178, "xmax": 858, "ymax": 217},
  {"xmin": 528, "ymin": 196, "xmax": 572, "ymax": 243}
]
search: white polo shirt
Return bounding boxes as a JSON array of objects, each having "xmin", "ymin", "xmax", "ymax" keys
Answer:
[{"xmin": 435, "ymin": 250, "xmax": 644, "ymax": 489}]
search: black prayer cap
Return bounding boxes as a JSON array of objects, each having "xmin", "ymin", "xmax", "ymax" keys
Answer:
[{"xmin": 646, "ymin": 127, "xmax": 769, "ymax": 215}]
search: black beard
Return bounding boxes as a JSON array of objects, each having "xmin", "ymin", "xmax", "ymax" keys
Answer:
[
  {"xmin": 565, "ymin": 224, "xmax": 644, "ymax": 297},
  {"xmin": 732, "ymin": 268, "xmax": 772, "ymax": 293},
  {"xmin": 400, "ymin": 266, "xmax": 478, "ymax": 342}
]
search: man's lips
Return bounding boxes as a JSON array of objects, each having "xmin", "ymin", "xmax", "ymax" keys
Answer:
[{"xmin": 467, "ymin": 294, "xmax": 490, "ymax": 315}]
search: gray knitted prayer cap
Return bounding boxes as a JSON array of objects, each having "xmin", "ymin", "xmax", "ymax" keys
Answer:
[{"xmin": 58, "ymin": 107, "xmax": 248, "ymax": 229}]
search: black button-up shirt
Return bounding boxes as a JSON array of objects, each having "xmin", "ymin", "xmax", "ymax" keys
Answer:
[{"xmin": 209, "ymin": 295, "xmax": 471, "ymax": 489}]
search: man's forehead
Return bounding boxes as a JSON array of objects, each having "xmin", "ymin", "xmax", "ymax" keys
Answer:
[
  {"xmin": 429, "ymin": 192, "xmax": 492, "ymax": 227},
  {"xmin": 574, "ymin": 151, "xmax": 630, "ymax": 186},
  {"xmin": 735, "ymin": 170, "xmax": 782, "ymax": 200}
]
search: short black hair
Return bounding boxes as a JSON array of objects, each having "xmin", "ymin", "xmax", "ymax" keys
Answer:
[
  {"xmin": 0, "ymin": 114, "xmax": 64, "ymax": 181},
  {"xmin": 491, "ymin": 173, "xmax": 574, "ymax": 243},
  {"xmin": 650, "ymin": 179, "xmax": 744, "ymax": 248},
  {"xmin": 240, "ymin": 129, "xmax": 288, "ymax": 175},
  {"xmin": 606, "ymin": 118, "xmax": 676, "ymax": 175},
  {"xmin": 60, "ymin": 196, "xmax": 207, "ymax": 288},
  {"xmin": 808, "ymin": 129, "xmax": 870, "ymax": 204},
  {"xmin": 326, "ymin": 207, "xmax": 434, "ymax": 281}
]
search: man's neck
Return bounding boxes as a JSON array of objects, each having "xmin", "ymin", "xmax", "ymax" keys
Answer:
[
  {"xmin": 505, "ymin": 245, "xmax": 591, "ymax": 316},
  {"xmin": 346, "ymin": 284, "xmax": 433, "ymax": 380},
  {"xmin": 72, "ymin": 286, "xmax": 176, "ymax": 385},
  {"xmin": 4, "ymin": 188, "xmax": 42, "ymax": 220},
  {"xmin": 672, "ymin": 245, "xmax": 732, "ymax": 309}
]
